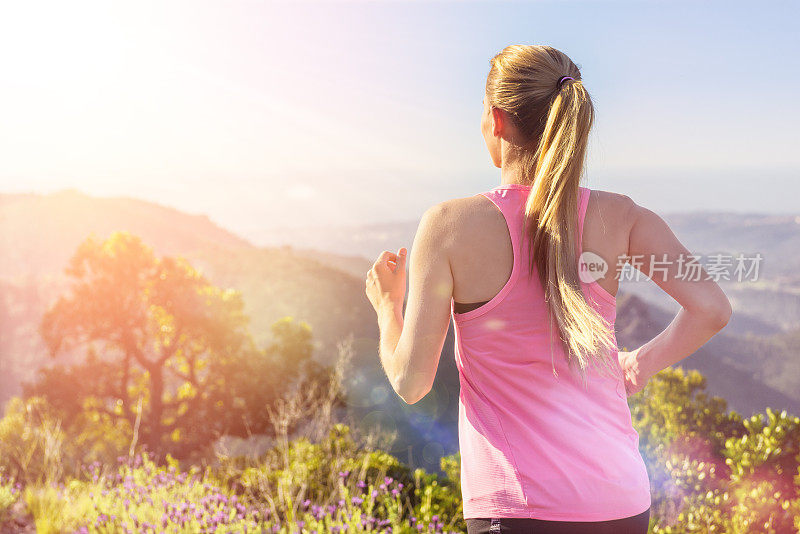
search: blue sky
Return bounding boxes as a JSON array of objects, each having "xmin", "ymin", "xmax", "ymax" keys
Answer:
[{"xmin": 0, "ymin": 0, "xmax": 797, "ymax": 241}]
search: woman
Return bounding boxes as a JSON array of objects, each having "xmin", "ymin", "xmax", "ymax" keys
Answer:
[{"xmin": 365, "ymin": 44, "xmax": 732, "ymax": 534}]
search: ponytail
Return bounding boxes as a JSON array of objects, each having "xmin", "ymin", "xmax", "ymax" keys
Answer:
[
  {"xmin": 524, "ymin": 78, "xmax": 617, "ymax": 383},
  {"xmin": 486, "ymin": 45, "xmax": 617, "ymax": 384}
]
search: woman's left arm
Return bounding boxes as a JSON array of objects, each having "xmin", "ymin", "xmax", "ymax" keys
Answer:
[{"xmin": 366, "ymin": 202, "xmax": 454, "ymax": 405}]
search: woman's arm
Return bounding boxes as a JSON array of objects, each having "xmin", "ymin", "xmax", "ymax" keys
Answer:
[
  {"xmin": 366, "ymin": 201, "xmax": 455, "ymax": 405},
  {"xmin": 619, "ymin": 199, "xmax": 733, "ymax": 394}
]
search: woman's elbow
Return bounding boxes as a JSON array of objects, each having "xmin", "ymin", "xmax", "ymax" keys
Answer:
[
  {"xmin": 395, "ymin": 374, "xmax": 432, "ymax": 405},
  {"xmin": 701, "ymin": 295, "xmax": 733, "ymax": 331},
  {"xmin": 398, "ymin": 387, "xmax": 427, "ymax": 405}
]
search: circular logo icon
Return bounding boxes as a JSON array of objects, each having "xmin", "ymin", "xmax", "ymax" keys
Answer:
[{"xmin": 578, "ymin": 251, "xmax": 608, "ymax": 284}]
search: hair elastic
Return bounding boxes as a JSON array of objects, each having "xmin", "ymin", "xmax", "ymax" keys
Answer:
[{"xmin": 557, "ymin": 75, "xmax": 575, "ymax": 88}]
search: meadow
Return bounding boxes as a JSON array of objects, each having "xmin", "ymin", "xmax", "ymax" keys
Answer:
[{"xmin": 3, "ymin": 359, "xmax": 800, "ymax": 533}]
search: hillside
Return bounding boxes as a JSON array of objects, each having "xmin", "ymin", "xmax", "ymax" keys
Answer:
[
  {"xmin": 0, "ymin": 190, "xmax": 377, "ymax": 409},
  {"xmin": 0, "ymin": 189, "xmax": 254, "ymax": 279}
]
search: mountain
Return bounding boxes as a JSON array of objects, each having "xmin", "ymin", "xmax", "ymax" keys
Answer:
[
  {"xmin": 0, "ymin": 189, "xmax": 253, "ymax": 279},
  {"xmin": 0, "ymin": 190, "xmax": 378, "ymax": 409},
  {"xmin": 614, "ymin": 292, "xmax": 799, "ymax": 415},
  {"xmin": 258, "ymin": 209, "xmax": 800, "ymax": 332}
]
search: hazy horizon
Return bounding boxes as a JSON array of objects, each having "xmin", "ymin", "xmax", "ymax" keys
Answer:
[{"xmin": 5, "ymin": 185, "xmax": 797, "ymax": 256}]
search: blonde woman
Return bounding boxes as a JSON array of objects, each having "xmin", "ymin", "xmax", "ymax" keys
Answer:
[{"xmin": 366, "ymin": 44, "xmax": 731, "ymax": 534}]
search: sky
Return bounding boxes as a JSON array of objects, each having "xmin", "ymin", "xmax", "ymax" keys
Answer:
[{"xmin": 0, "ymin": 0, "xmax": 797, "ymax": 242}]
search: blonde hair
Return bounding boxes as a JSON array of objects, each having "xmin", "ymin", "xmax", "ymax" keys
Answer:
[{"xmin": 485, "ymin": 44, "xmax": 617, "ymax": 384}]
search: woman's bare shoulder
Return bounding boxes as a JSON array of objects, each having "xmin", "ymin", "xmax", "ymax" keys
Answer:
[
  {"xmin": 589, "ymin": 188, "xmax": 635, "ymax": 209},
  {"xmin": 415, "ymin": 194, "xmax": 488, "ymax": 237},
  {"xmin": 588, "ymin": 188, "xmax": 640, "ymax": 223},
  {"xmin": 441, "ymin": 193, "xmax": 494, "ymax": 219}
]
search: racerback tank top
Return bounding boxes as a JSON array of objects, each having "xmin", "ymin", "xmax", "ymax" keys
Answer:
[{"xmin": 450, "ymin": 183, "xmax": 652, "ymax": 521}]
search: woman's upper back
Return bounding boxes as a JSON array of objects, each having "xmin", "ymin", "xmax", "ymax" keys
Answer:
[
  {"xmin": 446, "ymin": 182, "xmax": 728, "ymax": 329},
  {"xmin": 448, "ymin": 183, "xmax": 635, "ymax": 308}
]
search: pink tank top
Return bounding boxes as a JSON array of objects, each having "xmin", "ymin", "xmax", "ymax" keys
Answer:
[{"xmin": 450, "ymin": 184, "xmax": 651, "ymax": 521}]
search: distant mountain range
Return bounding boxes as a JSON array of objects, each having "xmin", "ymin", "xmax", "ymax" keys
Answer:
[
  {"xmin": 256, "ymin": 208, "xmax": 800, "ymax": 330},
  {"xmin": 1, "ymin": 189, "xmax": 798, "ymax": 473}
]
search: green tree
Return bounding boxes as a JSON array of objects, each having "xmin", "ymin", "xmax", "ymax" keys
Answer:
[{"xmin": 28, "ymin": 231, "xmax": 322, "ymax": 459}]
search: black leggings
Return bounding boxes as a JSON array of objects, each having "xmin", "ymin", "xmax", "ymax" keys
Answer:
[{"xmin": 465, "ymin": 507, "xmax": 650, "ymax": 534}]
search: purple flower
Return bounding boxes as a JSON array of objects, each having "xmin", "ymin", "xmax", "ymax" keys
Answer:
[
  {"xmin": 357, "ymin": 480, "xmax": 367, "ymax": 488},
  {"xmin": 351, "ymin": 496, "xmax": 364, "ymax": 505},
  {"xmin": 338, "ymin": 470, "xmax": 351, "ymax": 478},
  {"xmin": 384, "ymin": 476, "xmax": 393, "ymax": 485}
]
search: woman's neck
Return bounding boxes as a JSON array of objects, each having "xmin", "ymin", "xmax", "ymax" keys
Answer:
[{"xmin": 499, "ymin": 164, "xmax": 530, "ymax": 187}]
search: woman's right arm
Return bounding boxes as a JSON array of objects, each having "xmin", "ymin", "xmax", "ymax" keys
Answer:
[{"xmin": 619, "ymin": 198, "xmax": 733, "ymax": 395}]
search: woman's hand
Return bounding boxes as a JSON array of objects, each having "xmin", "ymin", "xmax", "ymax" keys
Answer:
[
  {"xmin": 618, "ymin": 347, "xmax": 652, "ymax": 397},
  {"xmin": 366, "ymin": 247, "xmax": 407, "ymax": 314}
]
